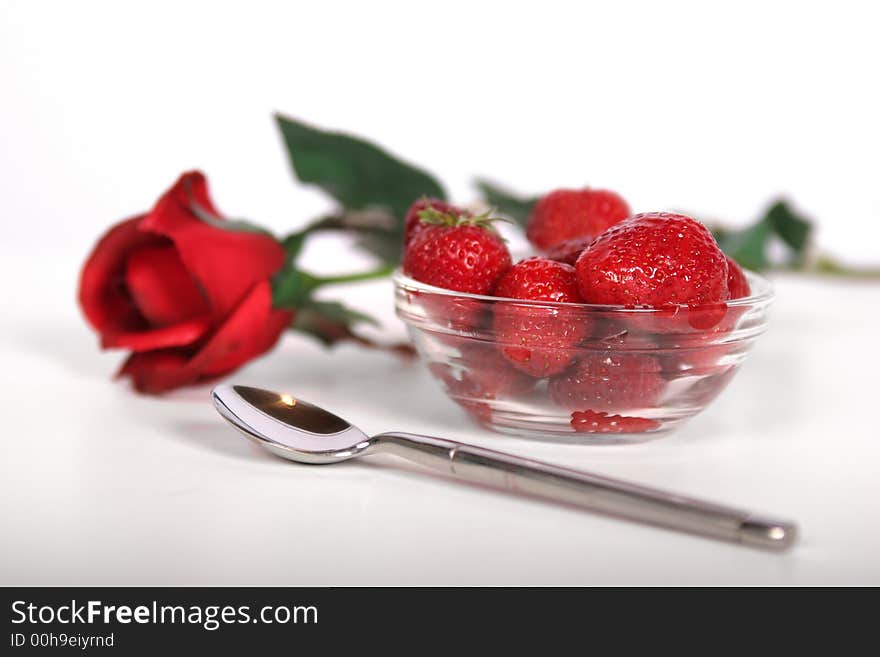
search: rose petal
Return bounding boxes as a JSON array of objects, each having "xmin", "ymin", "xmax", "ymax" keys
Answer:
[
  {"xmin": 138, "ymin": 171, "xmax": 286, "ymax": 318},
  {"xmin": 190, "ymin": 280, "xmax": 292, "ymax": 377},
  {"xmin": 125, "ymin": 244, "xmax": 210, "ymax": 327},
  {"xmin": 78, "ymin": 215, "xmax": 164, "ymax": 333},
  {"xmin": 101, "ymin": 316, "xmax": 214, "ymax": 352},
  {"xmin": 117, "ymin": 349, "xmax": 197, "ymax": 394},
  {"xmin": 117, "ymin": 282, "xmax": 292, "ymax": 394}
]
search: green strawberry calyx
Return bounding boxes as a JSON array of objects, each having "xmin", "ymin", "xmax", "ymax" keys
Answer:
[{"xmin": 416, "ymin": 205, "xmax": 507, "ymax": 237}]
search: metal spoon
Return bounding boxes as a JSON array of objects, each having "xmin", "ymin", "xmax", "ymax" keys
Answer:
[{"xmin": 211, "ymin": 384, "xmax": 797, "ymax": 550}]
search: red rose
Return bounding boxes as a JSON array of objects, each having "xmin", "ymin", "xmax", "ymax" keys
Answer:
[{"xmin": 79, "ymin": 171, "xmax": 292, "ymax": 393}]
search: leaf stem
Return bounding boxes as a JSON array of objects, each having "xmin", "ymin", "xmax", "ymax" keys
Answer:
[
  {"xmin": 801, "ymin": 257, "xmax": 880, "ymax": 279},
  {"xmin": 310, "ymin": 264, "xmax": 395, "ymax": 288}
]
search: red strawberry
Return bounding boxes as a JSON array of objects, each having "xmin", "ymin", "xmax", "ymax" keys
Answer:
[
  {"xmin": 453, "ymin": 342, "xmax": 536, "ymax": 397},
  {"xmin": 659, "ymin": 308, "xmax": 746, "ymax": 378},
  {"xmin": 403, "ymin": 197, "xmax": 466, "ymax": 246},
  {"xmin": 545, "ymin": 236, "xmax": 595, "ymax": 266},
  {"xmin": 427, "ymin": 362, "xmax": 491, "ymax": 422},
  {"xmin": 526, "ymin": 188, "xmax": 630, "ymax": 250},
  {"xmin": 726, "ymin": 256, "xmax": 750, "ymax": 299},
  {"xmin": 495, "ymin": 257, "xmax": 583, "ymax": 304},
  {"xmin": 683, "ymin": 365, "xmax": 739, "ymax": 406},
  {"xmin": 427, "ymin": 362, "xmax": 492, "ymax": 423},
  {"xmin": 659, "ymin": 257, "xmax": 750, "ymax": 377},
  {"xmin": 549, "ymin": 351, "xmax": 665, "ymax": 413},
  {"xmin": 570, "ymin": 410, "xmax": 660, "ymax": 434},
  {"xmin": 428, "ymin": 344, "xmax": 534, "ymax": 424},
  {"xmin": 403, "ymin": 209, "xmax": 511, "ymax": 295},
  {"xmin": 493, "ymin": 258, "xmax": 588, "ymax": 377},
  {"xmin": 659, "ymin": 339, "xmax": 733, "ymax": 378},
  {"xmin": 575, "ymin": 212, "xmax": 730, "ymax": 307}
]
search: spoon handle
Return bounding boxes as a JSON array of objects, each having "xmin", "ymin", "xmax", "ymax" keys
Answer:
[{"xmin": 374, "ymin": 432, "xmax": 796, "ymax": 550}]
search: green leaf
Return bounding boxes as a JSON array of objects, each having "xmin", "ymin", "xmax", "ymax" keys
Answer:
[
  {"xmin": 275, "ymin": 113, "xmax": 446, "ymax": 263},
  {"xmin": 711, "ymin": 199, "xmax": 815, "ymax": 272},
  {"xmin": 272, "ymin": 267, "xmax": 320, "ymax": 308},
  {"xmin": 293, "ymin": 299, "xmax": 370, "ymax": 347},
  {"xmin": 279, "ymin": 292, "xmax": 413, "ymax": 355},
  {"xmin": 271, "ymin": 256, "xmax": 412, "ymax": 352},
  {"xmin": 353, "ymin": 232, "xmax": 406, "ymax": 265},
  {"xmin": 712, "ymin": 219, "xmax": 774, "ymax": 271},
  {"xmin": 281, "ymin": 233, "xmax": 306, "ymax": 262},
  {"xmin": 475, "ymin": 179, "xmax": 540, "ymax": 228},
  {"xmin": 292, "ymin": 299, "xmax": 416, "ymax": 356},
  {"xmin": 297, "ymin": 300, "xmax": 378, "ymax": 332},
  {"xmin": 272, "ymin": 256, "xmax": 395, "ymax": 352},
  {"xmin": 764, "ymin": 200, "xmax": 812, "ymax": 263}
]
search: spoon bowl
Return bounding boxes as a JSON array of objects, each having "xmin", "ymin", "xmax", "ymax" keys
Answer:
[{"xmin": 212, "ymin": 384, "xmax": 374, "ymax": 464}]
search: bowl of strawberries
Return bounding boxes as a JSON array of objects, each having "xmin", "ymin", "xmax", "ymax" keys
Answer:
[{"xmin": 394, "ymin": 191, "xmax": 772, "ymax": 440}]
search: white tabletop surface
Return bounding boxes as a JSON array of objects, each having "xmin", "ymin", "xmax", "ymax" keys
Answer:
[{"xmin": 2, "ymin": 244, "xmax": 878, "ymax": 586}]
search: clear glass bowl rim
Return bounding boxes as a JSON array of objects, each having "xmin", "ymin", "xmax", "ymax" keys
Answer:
[{"xmin": 392, "ymin": 268, "xmax": 773, "ymax": 312}]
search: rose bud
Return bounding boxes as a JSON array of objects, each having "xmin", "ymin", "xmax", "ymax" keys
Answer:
[{"xmin": 78, "ymin": 171, "xmax": 292, "ymax": 393}]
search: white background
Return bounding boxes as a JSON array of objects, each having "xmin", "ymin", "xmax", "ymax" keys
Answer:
[{"xmin": 1, "ymin": 0, "xmax": 879, "ymax": 585}]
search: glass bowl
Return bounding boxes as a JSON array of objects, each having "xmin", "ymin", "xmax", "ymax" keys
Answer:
[{"xmin": 393, "ymin": 270, "xmax": 772, "ymax": 441}]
